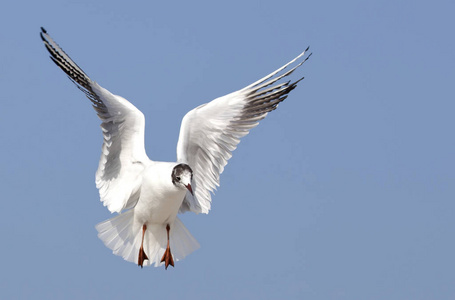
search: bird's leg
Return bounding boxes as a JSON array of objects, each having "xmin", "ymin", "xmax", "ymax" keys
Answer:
[
  {"xmin": 138, "ymin": 224, "xmax": 148, "ymax": 268},
  {"xmin": 160, "ymin": 224, "xmax": 174, "ymax": 269}
]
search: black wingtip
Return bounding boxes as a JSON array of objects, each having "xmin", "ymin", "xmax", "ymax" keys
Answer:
[
  {"xmin": 293, "ymin": 76, "xmax": 305, "ymax": 86},
  {"xmin": 40, "ymin": 27, "xmax": 47, "ymax": 42},
  {"xmin": 305, "ymin": 46, "xmax": 310, "ymax": 52},
  {"xmin": 304, "ymin": 51, "xmax": 312, "ymax": 60}
]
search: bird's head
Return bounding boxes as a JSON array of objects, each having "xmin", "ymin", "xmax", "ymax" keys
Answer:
[{"xmin": 171, "ymin": 163, "xmax": 193, "ymax": 195}]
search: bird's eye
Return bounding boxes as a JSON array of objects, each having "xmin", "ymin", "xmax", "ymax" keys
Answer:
[{"xmin": 176, "ymin": 176, "xmax": 181, "ymax": 181}]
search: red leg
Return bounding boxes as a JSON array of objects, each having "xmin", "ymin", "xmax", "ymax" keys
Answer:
[
  {"xmin": 160, "ymin": 224, "xmax": 174, "ymax": 269},
  {"xmin": 138, "ymin": 224, "xmax": 148, "ymax": 268}
]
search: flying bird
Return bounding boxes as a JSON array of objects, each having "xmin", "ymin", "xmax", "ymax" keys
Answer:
[{"xmin": 40, "ymin": 27, "xmax": 311, "ymax": 269}]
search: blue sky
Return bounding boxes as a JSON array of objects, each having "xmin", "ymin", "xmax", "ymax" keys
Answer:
[{"xmin": 1, "ymin": 0, "xmax": 454, "ymax": 299}]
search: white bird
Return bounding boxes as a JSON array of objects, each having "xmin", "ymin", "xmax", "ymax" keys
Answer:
[{"xmin": 40, "ymin": 27, "xmax": 311, "ymax": 269}]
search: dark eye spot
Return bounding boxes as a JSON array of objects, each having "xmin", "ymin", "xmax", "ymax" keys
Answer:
[{"xmin": 176, "ymin": 176, "xmax": 181, "ymax": 181}]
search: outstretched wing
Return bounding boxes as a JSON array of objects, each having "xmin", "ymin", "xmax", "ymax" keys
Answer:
[
  {"xmin": 176, "ymin": 49, "xmax": 312, "ymax": 214},
  {"xmin": 41, "ymin": 28, "xmax": 149, "ymax": 213}
]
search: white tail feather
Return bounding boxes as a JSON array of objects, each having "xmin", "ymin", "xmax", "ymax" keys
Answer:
[{"xmin": 96, "ymin": 210, "xmax": 200, "ymax": 267}]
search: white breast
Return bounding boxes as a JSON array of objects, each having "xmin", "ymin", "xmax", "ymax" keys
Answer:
[{"xmin": 134, "ymin": 162, "xmax": 187, "ymax": 225}]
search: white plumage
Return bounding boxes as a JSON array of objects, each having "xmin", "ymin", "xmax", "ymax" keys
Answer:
[{"xmin": 40, "ymin": 27, "xmax": 311, "ymax": 268}]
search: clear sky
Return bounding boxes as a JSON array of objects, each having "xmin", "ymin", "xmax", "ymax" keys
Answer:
[{"xmin": 1, "ymin": 0, "xmax": 454, "ymax": 299}]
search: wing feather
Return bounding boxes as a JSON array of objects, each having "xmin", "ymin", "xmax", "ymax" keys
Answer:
[
  {"xmin": 176, "ymin": 49, "xmax": 311, "ymax": 214},
  {"xmin": 41, "ymin": 28, "xmax": 149, "ymax": 213}
]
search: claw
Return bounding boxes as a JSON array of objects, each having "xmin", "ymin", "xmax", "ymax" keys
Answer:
[
  {"xmin": 138, "ymin": 246, "xmax": 148, "ymax": 268},
  {"xmin": 160, "ymin": 245, "xmax": 174, "ymax": 270}
]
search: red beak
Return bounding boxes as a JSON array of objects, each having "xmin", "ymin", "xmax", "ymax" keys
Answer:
[{"xmin": 185, "ymin": 184, "xmax": 194, "ymax": 196}]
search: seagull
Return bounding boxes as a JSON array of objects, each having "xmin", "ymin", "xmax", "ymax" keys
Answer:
[{"xmin": 40, "ymin": 27, "xmax": 311, "ymax": 269}]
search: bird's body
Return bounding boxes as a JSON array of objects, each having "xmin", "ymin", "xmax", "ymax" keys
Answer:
[
  {"xmin": 40, "ymin": 27, "xmax": 311, "ymax": 269},
  {"xmin": 135, "ymin": 162, "xmax": 187, "ymax": 225}
]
